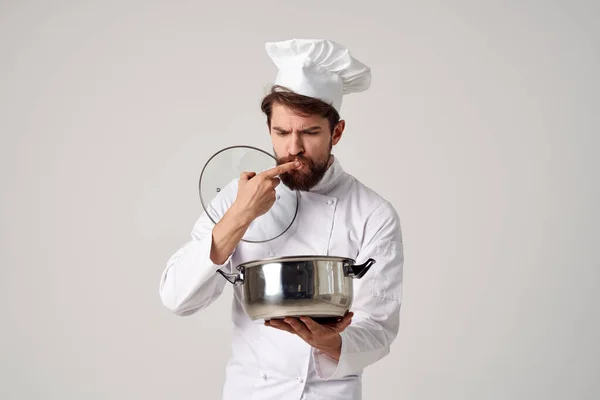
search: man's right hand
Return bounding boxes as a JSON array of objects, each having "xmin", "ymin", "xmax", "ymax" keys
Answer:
[
  {"xmin": 209, "ymin": 160, "xmax": 300, "ymax": 265},
  {"xmin": 231, "ymin": 160, "xmax": 301, "ymax": 223}
]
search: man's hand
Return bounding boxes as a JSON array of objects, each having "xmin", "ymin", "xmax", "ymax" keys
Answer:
[
  {"xmin": 231, "ymin": 160, "xmax": 301, "ymax": 223},
  {"xmin": 209, "ymin": 160, "xmax": 300, "ymax": 264},
  {"xmin": 265, "ymin": 312, "xmax": 354, "ymax": 361}
]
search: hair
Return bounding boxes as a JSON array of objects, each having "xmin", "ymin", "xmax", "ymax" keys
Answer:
[{"xmin": 260, "ymin": 85, "xmax": 341, "ymax": 134}]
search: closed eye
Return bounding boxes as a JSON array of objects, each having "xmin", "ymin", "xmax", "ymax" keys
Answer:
[
  {"xmin": 300, "ymin": 126, "xmax": 322, "ymax": 135},
  {"xmin": 272, "ymin": 127, "xmax": 321, "ymax": 135}
]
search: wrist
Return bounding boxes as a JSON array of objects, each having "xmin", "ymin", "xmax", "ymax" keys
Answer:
[
  {"xmin": 315, "ymin": 334, "xmax": 342, "ymax": 361},
  {"xmin": 228, "ymin": 203, "xmax": 254, "ymax": 227}
]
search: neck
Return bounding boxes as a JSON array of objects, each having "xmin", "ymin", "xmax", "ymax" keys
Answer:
[
  {"xmin": 308, "ymin": 154, "xmax": 342, "ymax": 194},
  {"xmin": 326, "ymin": 154, "xmax": 334, "ymax": 169}
]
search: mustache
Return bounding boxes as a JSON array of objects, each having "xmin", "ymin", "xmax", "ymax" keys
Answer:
[{"xmin": 277, "ymin": 154, "xmax": 314, "ymax": 167}]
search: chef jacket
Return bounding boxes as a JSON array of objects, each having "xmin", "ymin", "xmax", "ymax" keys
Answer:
[{"xmin": 159, "ymin": 156, "xmax": 404, "ymax": 400}]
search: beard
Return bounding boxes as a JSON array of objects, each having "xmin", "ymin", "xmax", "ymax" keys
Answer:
[{"xmin": 276, "ymin": 152, "xmax": 331, "ymax": 191}]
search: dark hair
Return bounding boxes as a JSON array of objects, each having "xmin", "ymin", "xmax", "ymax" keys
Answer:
[{"xmin": 260, "ymin": 85, "xmax": 340, "ymax": 133}]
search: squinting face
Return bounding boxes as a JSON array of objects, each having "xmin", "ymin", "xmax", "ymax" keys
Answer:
[{"xmin": 269, "ymin": 103, "xmax": 344, "ymax": 191}]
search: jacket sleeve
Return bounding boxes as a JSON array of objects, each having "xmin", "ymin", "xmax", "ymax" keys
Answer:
[
  {"xmin": 159, "ymin": 181, "xmax": 238, "ymax": 316},
  {"xmin": 313, "ymin": 200, "xmax": 404, "ymax": 379}
]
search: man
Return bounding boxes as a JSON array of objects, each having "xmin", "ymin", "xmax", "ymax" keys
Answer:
[{"xmin": 159, "ymin": 38, "xmax": 404, "ymax": 400}]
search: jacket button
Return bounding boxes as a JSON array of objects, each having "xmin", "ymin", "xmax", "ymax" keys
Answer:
[
  {"xmin": 268, "ymin": 252, "xmax": 275, "ymax": 257},
  {"xmin": 261, "ymin": 373, "xmax": 267, "ymax": 380},
  {"xmin": 326, "ymin": 199, "xmax": 333, "ymax": 205},
  {"xmin": 297, "ymin": 376, "xmax": 304, "ymax": 383}
]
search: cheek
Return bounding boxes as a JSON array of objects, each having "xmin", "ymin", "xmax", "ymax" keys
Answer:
[
  {"xmin": 303, "ymin": 138, "xmax": 323, "ymax": 153},
  {"xmin": 270, "ymin": 135, "xmax": 285, "ymax": 152},
  {"xmin": 307, "ymin": 138, "xmax": 330, "ymax": 157}
]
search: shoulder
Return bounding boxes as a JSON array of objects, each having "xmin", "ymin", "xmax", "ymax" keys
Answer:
[
  {"xmin": 340, "ymin": 172, "xmax": 403, "ymax": 254},
  {"xmin": 342, "ymin": 171, "xmax": 400, "ymax": 222}
]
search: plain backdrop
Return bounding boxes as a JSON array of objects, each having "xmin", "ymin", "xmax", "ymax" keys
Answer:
[{"xmin": 1, "ymin": 1, "xmax": 599, "ymax": 399}]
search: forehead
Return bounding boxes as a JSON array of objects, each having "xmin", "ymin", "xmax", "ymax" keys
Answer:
[{"xmin": 270, "ymin": 103, "xmax": 327, "ymax": 129}]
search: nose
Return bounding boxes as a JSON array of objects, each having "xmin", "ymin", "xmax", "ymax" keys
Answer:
[{"xmin": 288, "ymin": 132, "xmax": 304, "ymax": 156}]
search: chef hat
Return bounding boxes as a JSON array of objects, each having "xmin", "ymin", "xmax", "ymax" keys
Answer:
[{"xmin": 265, "ymin": 38, "xmax": 371, "ymax": 113}]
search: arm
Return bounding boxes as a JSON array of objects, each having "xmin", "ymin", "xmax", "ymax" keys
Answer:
[
  {"xmin": 158, "ymin": 204, "xmax": 252, "ymax": 316},
  {"xmin": 313, "ymin": 200, "xmax": 404, "ymax": 379},
  {"xmin": 159, "ymin": 162, "xmax": 302, "ymax": 316}
]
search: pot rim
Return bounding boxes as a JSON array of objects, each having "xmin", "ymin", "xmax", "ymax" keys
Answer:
[{"xmin": 236, "ymin": 255, "xmax": 355, "ymax": 270}]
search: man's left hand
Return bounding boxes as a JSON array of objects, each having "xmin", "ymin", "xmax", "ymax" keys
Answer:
[{"xmin": 264, "ymin": 312, "xmax": 353, "ymax": 361}]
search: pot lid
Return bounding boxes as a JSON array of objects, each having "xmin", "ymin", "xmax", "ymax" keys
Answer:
[{"xmin": 198, "ymin": 145, "xmax": 298, "ymax": 243}]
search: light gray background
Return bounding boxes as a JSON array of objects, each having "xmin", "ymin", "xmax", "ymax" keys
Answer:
[{"xmin": 1, "ymin": 1, "xmax": 598, "ymax": 399}]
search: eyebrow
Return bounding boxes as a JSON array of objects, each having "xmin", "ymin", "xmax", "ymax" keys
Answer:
[{"xmin": 272, "ymin": 126, "xmax": 322, "ymax": 133}]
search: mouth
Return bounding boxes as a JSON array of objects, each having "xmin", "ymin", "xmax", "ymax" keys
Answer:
[
  {"xmin": 295, "ymin": 162, "xmax": 309, "ymax": 172},
  {"xmin": 279, "ymin": 157, "xmax": 309, "ymax": 172},
  {"xmin": 285, "ymin": 158, "xmax": 306, "ymax": 169}
]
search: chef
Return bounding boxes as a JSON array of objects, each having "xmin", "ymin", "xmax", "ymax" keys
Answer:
[{"xmin": 159, "ymin": 38, "xmax": 404, "ymax": 400}]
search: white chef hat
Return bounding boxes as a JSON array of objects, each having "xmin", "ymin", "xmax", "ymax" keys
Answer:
[{"xmin": 265, "ymin": 38, "xmax": 371, "ymax": 113}]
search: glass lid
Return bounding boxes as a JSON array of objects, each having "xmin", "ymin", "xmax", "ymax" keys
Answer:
[{"xmin": 198, "ymin": 145, "xmax": 298, "ymax": 243}]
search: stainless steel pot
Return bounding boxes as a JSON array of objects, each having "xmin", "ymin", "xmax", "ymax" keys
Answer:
[{"xmin": 217, "ymin": 256, "xmax": 375, "ymax": 322}]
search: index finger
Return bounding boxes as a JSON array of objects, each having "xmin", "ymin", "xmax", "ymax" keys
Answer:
[{"xmin": 262, "ymin": 161, "xmax": 301, "ymax": 178}]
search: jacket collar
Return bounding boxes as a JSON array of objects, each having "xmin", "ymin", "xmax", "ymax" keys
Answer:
[{"xmin": 307, "ymin": 155, "xmax": 344, "ymax": 195}]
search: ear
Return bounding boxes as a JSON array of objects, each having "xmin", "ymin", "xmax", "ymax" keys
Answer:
[{"xmin": 332, "ymin": 120, "xmax": 345, "ymax": 145}]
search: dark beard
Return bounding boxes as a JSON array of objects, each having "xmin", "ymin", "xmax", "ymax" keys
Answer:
[{"xmin": 276, "ymin": 153, "xmax": 330, "ymax": 191}]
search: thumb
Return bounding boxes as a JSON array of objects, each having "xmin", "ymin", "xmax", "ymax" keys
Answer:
[
  {"xmin": 239, "ymin": 172, "xmax": 256, "ymax": 182},
  {"xmin": 335, "ymin": 312, "xmax": 353, "ymax": 332}
]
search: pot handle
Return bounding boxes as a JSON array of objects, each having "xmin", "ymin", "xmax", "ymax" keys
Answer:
[
  {"xmin": 216, "ymin": 269, "xmax": 244, "ymax": 285},
  {"xmin": 347, "ymin": 258, "xmax": 376, "ymax": 279}
]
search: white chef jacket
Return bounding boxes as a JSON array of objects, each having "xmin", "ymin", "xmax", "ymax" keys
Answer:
[{"xmin": 159, "ymin": 156, "xmax": 403, "ymax": 400}]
